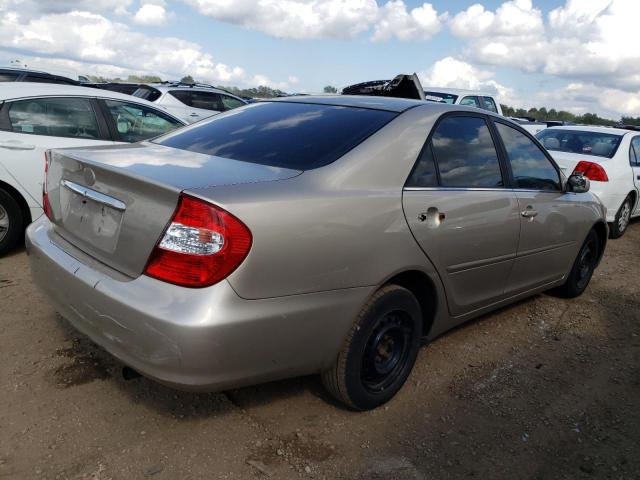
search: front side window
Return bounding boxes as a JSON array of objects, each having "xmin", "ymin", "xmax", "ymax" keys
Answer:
[
  {"xmin": 8, "ymin": 97, "xmax": 100, "ymax": 139},
  {"xmin": 482, "ymin": 96, "xmax": 498, "ymax": 113},
  {"xmin": 104, "ymin": 100, "xmax": 183, "ymax": 143},
  {"xmin": 459, "ymin": 96, "xmax": 480, "ymax": 108},
  {"xmin": 535, "ymin": 129, "xmax": 622, "ymax": 158},
  {"xmin": 631, "ymin": 137, "xmax": 640, "ymax": 166},
  {"xmin": 430, "ymin": 116, "xmax": 503, "ymax": 188},
  {"xmin": 496, "ymin": 122, "xmax": 560, "ymax": 191},
  {"xmin": 155, "ymin": 102, "xmax": 396, "ymax": 170},
  {"xmin": 220, "ymin": 95, "xmax": 245, "ymax": 111}
]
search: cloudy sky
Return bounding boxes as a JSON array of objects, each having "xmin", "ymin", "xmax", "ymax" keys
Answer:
[{"xmin": 0, "ymin": 0, "xmax": 638, "ymax": 118}]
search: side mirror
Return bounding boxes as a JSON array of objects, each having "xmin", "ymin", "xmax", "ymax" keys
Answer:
[{"xmin": 567, "ymin": 174, "xmax": 590, "ymax": 193}]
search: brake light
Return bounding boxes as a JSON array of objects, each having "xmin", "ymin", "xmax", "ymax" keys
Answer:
[
  {"xmin": 572, "ymin": 160, "xmax": 608, "ymax": 182},
  {"xmin": 144, "ymin": 194, "xmax": 252, "ymax": 288},
  {"xmin": 43, "ymin": 151, "xmax": 53, "ymax": 220}
]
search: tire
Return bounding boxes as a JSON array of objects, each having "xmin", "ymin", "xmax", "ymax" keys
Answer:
[
  {"xmin": 609, "ymin": 195, "xmax": 633, "ymax": 239},
  {"xmin": 321, "ymin": 285, "xmax": 422, "ymax": 410},
  {"xmin": 554, "ymin": 229, "xmax": 600, "ymax": 298},
  {"xmin": 0, "ymin": 188, "xmax": 24, "ymax": 256}
]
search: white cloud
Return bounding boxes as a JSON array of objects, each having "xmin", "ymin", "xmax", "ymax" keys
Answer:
[
  {"xmin": 371, "ymin": 1, "xmax": 444, "ymax": 41},
  {"xmin": 419, "ymin": 56, "xmax": 517, "ymax": 105},
  {"xmin": 0, "ymin": 0, "xmax": 133, "ymax": 18},
  {"xmin": 185, "ymin": 0, "xmax": 444, "ymax": 41},
  {"xmin": 449, "ymin": 0, "xmax": 640, "ymax": 103},
  {"xmin": 133, "ymin": 3, "xmax": 169, "ymax": 26},
  {"xmin": 0, "ymin": 9, "xmax": 292, "ymax": 87}
]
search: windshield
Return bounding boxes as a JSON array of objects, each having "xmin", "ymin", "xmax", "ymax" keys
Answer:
[
  {"xmin": 424, "ymin": 91, "xmax": 458, "ymax": 104},
  {"xmin": 155, "ymin": 102, "xmax": 397, "ymax": 170},
  {"xmin": 536, "ymin": 129, "xmax": 622, "ymax": 158}
]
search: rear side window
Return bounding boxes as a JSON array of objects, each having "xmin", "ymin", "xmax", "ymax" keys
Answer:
[
  {"xmin": 496, "ymin": 122, "xmax": 560, "ymax": 191},
  {"xmin": 156, "ymin": 102, "xmax": 396, "ymax": 170},
  {"xmin": 22, "ymin": 74, "xmax": 76, "ymax": 85},
  {"xmin": 8, "ymin": 97, "xmax": 100, "ymax": 139},
  {"xmin": 0, "ymin": 71, "xmax": 20, "ymax": 82},
  {"xmin": 104, "ymin": 100, "xmax": 183, "ymax": 142},
  {"xmin": 170, "ymin": 90, "xmax": 222, "ymax": 111},
  {"xmin": 459, "ymin": 96, "xmax": 480, "ymax": 108},
  {"xmin": 220, "ymin": 95, "xmax": 245, "ymax": 111},
  {"xmin": 132, "ymin": 86, "xmax": 162, "ymax": 102},
  {"xmin": 406, "ymin": 144, "xmax": 438, "ymax": 188},
  {"xmin": 429, "ymin": 116, "xmax": 503, "ymax": 188},
  {"xmin": 630, "ymin": 137, "xmax": 640, "ymax": 166},
  {"xmin": 481, "ymin": 97, "xmax": 498, "ymax": 113}
]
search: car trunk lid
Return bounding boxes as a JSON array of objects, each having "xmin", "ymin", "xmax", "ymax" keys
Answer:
[
  {"xmin": 546, "ymin": 150, "xmax": 608, "ymax": 176},
  {"xmin": 45, "ymin": 143, "xmax": 300, "ymax": 278}
]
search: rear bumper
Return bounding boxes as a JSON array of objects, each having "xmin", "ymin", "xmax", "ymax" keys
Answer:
[
  {"xmin": 589, "ymin": 187, "xmax": 625, "ymax": 223},
  {"xmin": 26, "ymin": 217, "xmax": 371, "ymax": 391}
]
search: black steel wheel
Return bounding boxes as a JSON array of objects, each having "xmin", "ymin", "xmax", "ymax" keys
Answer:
[
  {"xmin": 554, "ymin": 229, "xmax": 600, "ymax": 298},
  {"xmin": 321, "ymin": 285, "xmax": 422, "ymax": 410}
]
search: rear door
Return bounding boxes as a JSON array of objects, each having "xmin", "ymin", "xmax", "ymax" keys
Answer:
[
  {"xmin": 403, "ymin": 114, "xmax": 520, "ymax": 316},
  {"xmin": 0, "ymin": 96, "xmax": 113, "ymax": 208},
  {"xmin": 630, "ymin": 136, "xmax": 640, "ymax": 214},
  {"xmin": 493, "ymin": 120, "xmax": 577, "ymax": 293},
  {"xmin": 168, "ymin": 90, "xmax": 222, "ymax": 122}
]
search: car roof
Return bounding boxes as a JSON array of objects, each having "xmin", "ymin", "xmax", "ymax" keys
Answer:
[
  {"xmin": 146, "ymin": 83, "xmax": 236, "ymax": 95},
  {"xmin": 0, "ymin": 83, "xmax": 186, "ymax": 123},
  {"xmin": 267, "ymin": 95, "xmax": 427, "ymax": 113},
  {"xmin": 545, "ymin": 125, "xmax": 626, "ymax": 136},
  {"xmin": 423, "ymin": 87, "xmax": 496, "ymax": 97}
]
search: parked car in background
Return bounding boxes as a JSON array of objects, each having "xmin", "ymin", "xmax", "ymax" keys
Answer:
[
  {"xmin": 536, "ymin": 125, "xmax": 640, "ymax": 238},
  {"xmin": 0, "ymin": 67, "xmax": 79, "ymax": 85},
  {"xmin": 0, "ymin": 83, "xmax": 186, "ymax": 255},
  {"xmin": 341, "ymin": 75, "xmax": 502, "ymax": 115},
  {"xmin": 27, "ymin": 97, "xmax": 606, "ymax": 410},
  {"xmin": 131, "ymin": 81, "xmax": 248, "ymax": 123}
]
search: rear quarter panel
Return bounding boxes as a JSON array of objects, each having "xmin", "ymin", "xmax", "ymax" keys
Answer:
[{"xmin": 186, "ymin": 104, "xmax": 451, "ymax": 300}]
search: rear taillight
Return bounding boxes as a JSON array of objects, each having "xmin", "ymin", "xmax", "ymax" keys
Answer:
[
  {"xmin": 572, "ymin": 160, "xmax": 608, "ymax": 182},
  {"xmin": 144, "ymin": 194, "xmax": 252, "ymax": 288},
  {"xmin": 43, "ymin": 151, "xmax": 53, "ymax": 220}
]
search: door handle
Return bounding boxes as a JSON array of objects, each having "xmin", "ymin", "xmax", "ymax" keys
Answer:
[
  {"xmin": 417, "ymin": 207, "xmax": 445, "ymax": 227},
  {"xmin": 0, "ymin": 140, "xmax": 35, "ymax": 150},
  {"xmin": 189, "ymin": 112, "xmax": 199, "ymax": 117},
  {"xmin": 521, "ymin": 206, "xmax": 538, "ymax": 218}
]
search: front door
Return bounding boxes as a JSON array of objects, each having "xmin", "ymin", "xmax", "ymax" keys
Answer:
[
  {"xmin": 403, "ymin": 114, "xmax": 520, "ymax": 316},
  {"xmin": 493, "ymin": 121, "xmax": 578, "ymax": 293}
]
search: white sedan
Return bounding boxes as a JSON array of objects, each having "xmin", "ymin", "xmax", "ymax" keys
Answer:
[
  {"xmin": 536, "ymin": 125, "xmax": 640, "ymax": 238},
  {"xmin": 0, "ymin": 83, "xmax": 186, "ymax": 255}
]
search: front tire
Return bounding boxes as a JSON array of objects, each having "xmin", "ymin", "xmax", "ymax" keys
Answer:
[
  {"xmin": 554, "ymin": 229, "xmax": 600, "ymax": 298},
  {"xmin": 321, "ymin": 285, "xmax": 422, "ymax": 410},
  {"xmin": 609, "ymin": 195, "xmax": 632, "ymax": 239},
  {"xmin": 0, "ymin": 188, "xmax": 24, "ymax": 256}
]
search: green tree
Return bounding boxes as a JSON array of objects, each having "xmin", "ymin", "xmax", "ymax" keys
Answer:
[
  {"xmin": 323, "ymin": 85, "xmax": 338, "ymax": 94},
  {"xmin": 180, "ymin": 75, "xmax": 195, "ymax": 84}
]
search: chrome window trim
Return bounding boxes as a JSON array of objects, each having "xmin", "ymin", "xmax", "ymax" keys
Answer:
[
  {"xmin": 61, "ymin": 179, "xmax": 127, "ymax": 211},
  {"xmin": 403, "ymin": 186, "xmax": 562, "ymax": 193}
]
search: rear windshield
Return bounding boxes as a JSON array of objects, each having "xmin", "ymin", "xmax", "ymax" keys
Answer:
[
  {"xmin": 424, "ymin": 91, "xmax": 458, "ymax": 104},
  {"xmin": 132, "ymin": 86, "xmax": 162, "ymax": 102},
  {"xmin": 155, "ymin": 102, "xmax": 397, "ymax": 170},
  {"xmin": 536, "ymin": 129, "xmax": 622, "ymax": 158}
]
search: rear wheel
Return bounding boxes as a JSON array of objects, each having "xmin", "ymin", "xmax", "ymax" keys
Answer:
[
  {"xmin": 609, "ymin": 195, "xmax": 632, "ymax": 239},
  {"xmin": 554, "ymin": 229, "xmax": 600, "ymax": 298},
  {"xmin": 0, "ymin": 188, "xmax": 24, "ymax": 256},
  {"xmin": 321, "ymin": 285, "xmax": 422, "ymax": 410}
]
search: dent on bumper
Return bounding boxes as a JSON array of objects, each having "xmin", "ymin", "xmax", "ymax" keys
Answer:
[{"xmin": 26, "ymin": 217, "xmax": 372, "ymax": 391}]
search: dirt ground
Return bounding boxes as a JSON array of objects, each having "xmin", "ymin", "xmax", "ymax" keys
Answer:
[{"xmin": 1, "ymin": 222, "xmax": 639, "ymax": 480}]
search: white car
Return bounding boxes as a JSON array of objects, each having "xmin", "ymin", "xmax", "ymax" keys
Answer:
[
  {"xmin": 536, "ymin": 125, "xmax": 640, "ymax": 238},
  {"xmin": 131, "ymin": 82, "xmax": 248, "ymax": 124},
  {"xmin": 0, "ymin": 83, "xmax": 186, "ymax": 255},
  {"xmin": 423, "ymin": 88, "xmax": 503, "ymax": 116}
]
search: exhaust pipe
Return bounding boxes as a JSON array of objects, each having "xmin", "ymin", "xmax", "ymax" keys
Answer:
[{"xmin": 122, "ymin": 366, "xmax": 141, "ymax": 380}]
